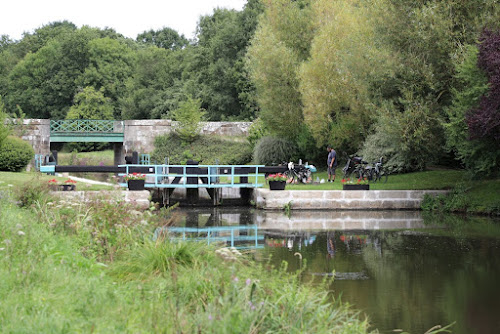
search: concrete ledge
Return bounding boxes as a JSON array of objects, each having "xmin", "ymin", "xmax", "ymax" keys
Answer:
[
  {"xmin": 49, "ymin": 190, "xmax": 151, "ymax": 210},
  {"xmin": 257, "ymin": 210, "xmax": 428, "ymax": 230},
  {"xmin": 253, "ymin": 189, "xmax": 448, "ymax": 210}
]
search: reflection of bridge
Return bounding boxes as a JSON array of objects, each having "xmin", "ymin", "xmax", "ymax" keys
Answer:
[{"xmin": 155, "ymin": 225, "xmax": 264, "ymax": 249}]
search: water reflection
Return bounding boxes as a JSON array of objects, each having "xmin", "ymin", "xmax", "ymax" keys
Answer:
[{"xmin": 164, "ymin": 208, "xmax": 500, "ymax": 334}]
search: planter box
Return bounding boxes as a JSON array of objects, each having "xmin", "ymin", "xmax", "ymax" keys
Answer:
[
  {"xmin": 58, "ymin": 184, "xmax": 76, "ymax": 191},
  {"xmin": 269, "ymin": 180, "xmax": 286, "ymax": 191},
  {"xmin": 128, "ymin": 179, "xmax": 145, "ymax": 191},
  {"xmin": 343, "ymin": 184, "xmax": 369, "ymax": 191}
]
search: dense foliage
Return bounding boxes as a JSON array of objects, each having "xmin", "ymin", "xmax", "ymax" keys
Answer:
[{"xmin": 0, "ymin": 136, "xmax": 34, "ymax": 172}]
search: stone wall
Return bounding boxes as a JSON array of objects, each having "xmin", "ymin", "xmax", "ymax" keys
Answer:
[
  {"xmin": 123, "ymin": 120, "xmax": 251, "ymax": 155},
  {"xmin": 253, "ymin": 189, "xmax": 448, "ymax": 210},
  {"xmin": 20, "ymin": 119, "xmax": 51, "ymax": 155}
]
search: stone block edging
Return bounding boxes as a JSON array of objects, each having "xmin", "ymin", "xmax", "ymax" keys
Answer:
[{"xmin": 253, "ymin": 189, "xmax": 448, "ymax": 210}]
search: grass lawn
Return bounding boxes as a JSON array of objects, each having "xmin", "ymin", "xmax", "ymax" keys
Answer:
[
  {"xmin": 283, "ymin": 169, "xmax": 467, "ymax": 190},
  {"xmin": 0, "ymin": 171, "xmax": 115, "ymax": 191},
  {"xmin": 57, "ymin": 149, "xmax": 114, "ymax": 166}
]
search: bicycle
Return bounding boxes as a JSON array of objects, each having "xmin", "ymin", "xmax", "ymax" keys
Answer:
[
  {"xmin": 284, "ymin": 161, "xmax": 313, "ymax": 184},
  {"xmin": 370, "ymin": 157, "xmax": 389, "ymax": 183},
  {"xmin": 342, "ymin": 155, "xmax": 369, "ymax": 180}
]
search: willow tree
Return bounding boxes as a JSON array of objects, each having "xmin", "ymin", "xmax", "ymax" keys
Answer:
[
  {"xmin": 299, "ymin": 0, "xmax": 391, "ymax": 151},
  {"xmin": 246, "ymin": 0, "xmax": 315, "ymax": 141}
]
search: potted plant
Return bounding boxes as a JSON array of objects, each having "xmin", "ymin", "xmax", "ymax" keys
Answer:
[
  {"xmin": 47, "ymin": 178, "xmax": 58, "ymax": 191},
  {"xmin": 341, "ymin": 177, "xmax": 369, "ymax": 190},
  {"xmin": 61, "ymin": 179, "xmax": 77, "ymax": 191},
  {"xmin": 267, "ymin": 173, "xmax": 287, "ymax": 191},
  {"xmin": 124, "ymin": 173, "xmax": 146, "ymax": 191}
]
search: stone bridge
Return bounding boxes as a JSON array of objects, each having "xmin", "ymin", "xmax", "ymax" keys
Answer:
[{"xmin": 21, "ymin": 119, "xmax": 251, "ymax": 166}]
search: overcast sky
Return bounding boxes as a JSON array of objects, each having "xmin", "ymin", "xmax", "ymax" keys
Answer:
[{"xmin": 0, "ymin": 0, "xmax": 247, "ymax": 41}]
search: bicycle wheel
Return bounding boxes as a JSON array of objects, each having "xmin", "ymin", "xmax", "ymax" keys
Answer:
[
  {"xmin": 379, "ymin": 168, "xmax": 389, "ymax": 183},
  {"xmin": 284, "ymin": 169, "xmax": 297, "ymax": 184}
]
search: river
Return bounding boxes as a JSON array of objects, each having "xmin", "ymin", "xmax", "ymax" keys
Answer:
[{"xmin": 166, "ymin": 208, "xmax": 500, "ymax": 334}]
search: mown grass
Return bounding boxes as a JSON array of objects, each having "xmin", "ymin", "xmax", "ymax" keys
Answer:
[
  {"xmin": 0, "ymin": 171, "xmax": 115, "ymax": 192},
  {"xmin": 57, "ymin": 150, "xmax": 114, "ymax": 166},
  {"xmin": 0, "ymin": 192, "xmax": 373, "ymax": 333}
]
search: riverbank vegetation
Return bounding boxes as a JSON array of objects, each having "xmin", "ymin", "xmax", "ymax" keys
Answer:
[{"xmin": 0, "ymin": 189, "xmax": 372, "ymax": 333}]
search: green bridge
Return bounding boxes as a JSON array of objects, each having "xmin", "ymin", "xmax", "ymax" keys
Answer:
[{"xmin": 50, "ymin": 119, "xmax": 124, "ymax": 143}]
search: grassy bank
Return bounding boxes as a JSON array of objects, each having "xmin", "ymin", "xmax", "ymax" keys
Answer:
[{"xmin": 0, "ymin": 192, "xmax": 372, "ymax": 333}]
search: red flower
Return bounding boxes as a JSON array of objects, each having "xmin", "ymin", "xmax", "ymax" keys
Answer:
[{"xmin": 48, "ymin": 179, "xmax": 57, "ymax": 184}]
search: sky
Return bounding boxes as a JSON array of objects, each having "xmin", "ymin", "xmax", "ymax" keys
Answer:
[{"xmin": 0, "ymin": 0, "xmax": 248, "ymax": 41}]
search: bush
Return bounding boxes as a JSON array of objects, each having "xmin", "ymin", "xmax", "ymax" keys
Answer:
[
  {"xmin": 253, "ymin": 136, "xmax": 298, "ymax": 165},
  {"xmin": 152, "ymin": 134, "xmax": 253, "ymax": 165},
  {"xmin": 0, "ymin": 136, "xmax": 34, "ymax": 172}
]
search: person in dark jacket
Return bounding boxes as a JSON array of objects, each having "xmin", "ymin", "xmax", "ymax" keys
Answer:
[{"xmin": 327, "ymin": 146, "xmax": 337, "ymax": 182}]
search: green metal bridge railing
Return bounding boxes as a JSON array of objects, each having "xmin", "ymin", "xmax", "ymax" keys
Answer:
[
  {"xmin": 50, "ymin": 119, "xmax": 124, "ymax": 133},
  {"xmin": 50, "ymin": 119, "xmax": 124, "ymax": 142}
]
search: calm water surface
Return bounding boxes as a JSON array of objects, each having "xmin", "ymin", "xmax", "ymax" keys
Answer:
[{"xmin": 170, "ymin": 208, "xmax": 500, "ymax": 334}]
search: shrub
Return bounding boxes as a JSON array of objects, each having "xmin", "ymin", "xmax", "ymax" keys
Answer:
[
  {"xmin": 0, "ymin": 136, "xmax": 34, "ymax": 172},
  {"xmin": 253, "ymin": 136, "xmax": 298, "ymax": 165}
]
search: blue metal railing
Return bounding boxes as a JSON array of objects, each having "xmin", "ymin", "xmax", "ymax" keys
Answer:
[
  {"xmin": 140, "ymin": 154, "xmax": 151, "ymax": 165},
  {"xmin": 118, "ymin": 164, "xmax": 264, "ymax": 189}
]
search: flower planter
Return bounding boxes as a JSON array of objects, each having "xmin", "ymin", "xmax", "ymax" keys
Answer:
[
  {"xmin": 59, "ymin": 184, "xmax": 76, "ymax": 191},
  {"xmin": 343, "ymin": 184, "xmax": 369, "ymax": 191},
  {"xmin": 269, "ymin": 180, "xmax": 286, "ymax": 191},
  {"xmin": 128, "ymin": 179, "xmax": 145, "ymax": 191}
]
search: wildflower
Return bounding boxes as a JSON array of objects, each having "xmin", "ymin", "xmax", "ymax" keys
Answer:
[
  {"xmin": 208, "ymin": 315, "xmax": 213, "ymax": 321},
  {"xmin": 246, "ymin": 278, "xmax": 251, "ymax": 286},
  {"xmin": 18, "ymin": 231, "xmax": 25, "ymax": 236},
  {"xmin": 233, "ymin": 277, "xmax": 239, "ymax": 282}
]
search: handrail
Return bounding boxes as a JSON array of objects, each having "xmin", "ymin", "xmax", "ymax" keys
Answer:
[
  {"xmin": 50, "ymin": 119, "xmax": 124, "ymax": 133},
  {"xmin": 118, "ymin": 164, "xmax": 265, "ymax": 189}
]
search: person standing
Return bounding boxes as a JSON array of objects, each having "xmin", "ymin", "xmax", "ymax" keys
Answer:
[{"xmin": 327, "ymin": 146, "xmax": 337, "ymax": 182}]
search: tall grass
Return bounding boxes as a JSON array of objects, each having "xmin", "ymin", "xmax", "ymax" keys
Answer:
[{"xmin": 0, "ymin": 190, "xmax": 373, "ymax": 333}]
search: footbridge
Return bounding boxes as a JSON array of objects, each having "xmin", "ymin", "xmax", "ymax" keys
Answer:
[{"xmin": 49, "ymin": 119, "xmax": 124, "ymax": 143}]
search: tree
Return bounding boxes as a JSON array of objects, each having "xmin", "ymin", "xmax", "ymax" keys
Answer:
[
  {"xmin": 120, "ymin": 46, "xmax": 186, "ymax": 120},
  {"xmin": 299, "ymin": 0, "xmax": 391, "ymax": 150},
  {"xmin": 136, "ymin": 27, "xmax": 189, "ymax": 50},
  {"xmin": 445, "ymin": 36, "xmax": 500, "ymax": 177},
  {"xmin": 76, "ymin": 37, "xmax": 135, "ymax": 119},
  {"xmin": 170, "ymin": 96, "xmax": 205, "ymax": 143},
  {"xmin": 66, "ymin": 86, "xmax": 113, "ymax": 120},
  {"xmin": 247, "ymin": 0, "xmax": 314, "ymax": 140},
  {"xmin": 467, "ymin": 29, "xmax": 500, "ymax": 142}
]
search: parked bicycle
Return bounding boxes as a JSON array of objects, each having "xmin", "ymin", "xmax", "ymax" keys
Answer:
[
  {"xmin": 342, "ymin": 155, "xmax": 368, "ymax": 180},
  {"xmin": 284, "ymin": 161, "xmax": 315, "ymax": 184},
  {"xmin": 370, "ymin": 157, "xmax": 389, "ymax": 183},
  {"xmin": 342, "ymin": 155, "xmax": 389, "ymax": 183}
]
